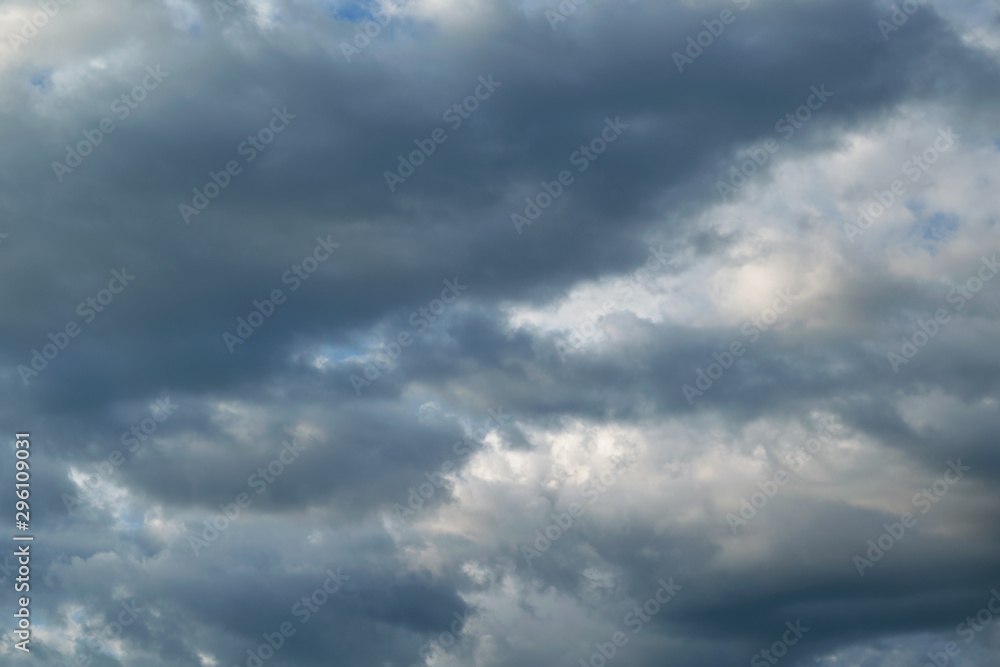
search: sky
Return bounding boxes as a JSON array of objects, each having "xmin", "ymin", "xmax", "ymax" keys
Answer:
[{"xmin": 1, "ymin": 0, "xmax": 999, "ymax": 666}]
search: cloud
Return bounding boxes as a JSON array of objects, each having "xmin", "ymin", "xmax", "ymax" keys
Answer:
[{"xmin": 2, "ymin": 0, "xmax": 1000, "ymax": 664}]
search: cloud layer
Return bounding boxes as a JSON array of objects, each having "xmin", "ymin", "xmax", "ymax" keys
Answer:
[{"xmin": 2, "ymin": 0, "xmax": 1000, "ymax": 665}]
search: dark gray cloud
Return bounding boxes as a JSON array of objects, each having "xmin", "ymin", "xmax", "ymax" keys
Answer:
[{"xmin": 2, "ymin": 0, "xmax": 1000, "ymax": 665}]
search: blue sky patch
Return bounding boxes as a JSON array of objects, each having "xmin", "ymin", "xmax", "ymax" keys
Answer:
[
  {"xmin": 30, "ymin": 70, "xmax": 52, "ymax": 90},
  {"xmin": 330, "ymin": 1, "xmax": 373, "ymax": 22}
]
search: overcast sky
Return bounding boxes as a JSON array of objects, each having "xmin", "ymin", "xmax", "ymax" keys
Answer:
[{"xmin": 2, "ymin": 0, "xmax": 1000, "ymax": 665}]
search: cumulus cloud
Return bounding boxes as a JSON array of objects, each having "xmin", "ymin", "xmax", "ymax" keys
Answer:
[{"xmin": 2, "ymin": 0, "xmax": 1000, "ymax": 665}]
